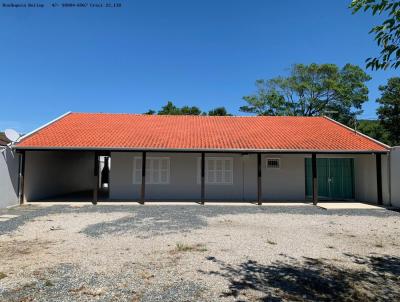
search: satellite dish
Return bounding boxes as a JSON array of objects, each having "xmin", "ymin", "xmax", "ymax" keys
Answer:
[{"xmin": 4, "ymin": 129, "xmax": 20, "ymax": 143}]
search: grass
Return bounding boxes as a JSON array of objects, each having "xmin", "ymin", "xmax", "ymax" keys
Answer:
[
  {"xmin": 44, "ymin": 280, "xmax": 54, "ymax": 287},
  {"xmin": 0, "ymin": 272, "xmax": 7, "ymax": 280},
  {"xmin": 175, "ymin": 243, "xmax": 207, "ymax": 252}
]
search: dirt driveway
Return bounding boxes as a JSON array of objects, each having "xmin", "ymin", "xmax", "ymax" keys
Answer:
[{"xmin": 0, "ymin": 203, "xmax": 399, "ymax": 302}]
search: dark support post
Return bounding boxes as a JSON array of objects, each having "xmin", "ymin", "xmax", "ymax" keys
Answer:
[
  {"xmin": 140, "ymin": 151, "xmax": 146, "ymax": 204},
  {"xmin": 257, "ymin": 153, "xmax": 262, "ymax": 205},
  {"xmin": 93, "ymin": 152, "xmax": 99, "ymax": 205},
  {"xmin": 376, "ymin": 153, "xmax": 383, "ymax": 205},
  {"xmin": 18, "ymin": 151, "xmax": 25, "ymax": 204},
  {"xmin": 312, "ymin": 153, "xmax": 318, "ymax": 205},
  {"xmin": 201, "ymin": 152, "xmax": 205, "ymax": 205}
]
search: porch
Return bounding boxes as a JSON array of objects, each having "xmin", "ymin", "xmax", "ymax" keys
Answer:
[{"xmin": 17, "ymin": 150, "xmax": 389, "ymax": 205}]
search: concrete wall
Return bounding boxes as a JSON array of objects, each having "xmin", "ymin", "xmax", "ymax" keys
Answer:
[
  {"xmin": 0, "ymin": 147, "xmax": 19, "ymax": 208},
  {"xmin": 24, "ymin": 151, "xmax": 94, "ymax": 201},
  {"xmin": 390, "ymin": 147, "xmax": 400, "ymax": 207},
  {"xmin": 110, "ymin": 152, "xmax": 257, "ymax": 200},
  {"xmin": 261, "ymin": 154, "xmax": 306, "ymax": 201},
  {"xmin": 110, "ymin": 152, "xmax": 306, "ymax": 201},
  {"xmin": 353, "ymin": 154, "xmax": 390, "ymax": 205}
]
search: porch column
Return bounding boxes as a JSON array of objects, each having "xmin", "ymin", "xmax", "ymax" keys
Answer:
[
  {"xmin": 18, "ymin": 151, "xmax": 25, "ymax": 204},
  {"xmin": 200, "ymin": 152, "xmax": 205, "ymax": 205},
  {"xmin": 140, "ymin": 151, "xmax": 146, "ymax": 204},
  {"xmin": 376, "ymin": 153, "xmax": 383, "ymax": 205},
  {"xmin": 257, "ymin": 153, "xmax": 262, "ymax": 205},
  {"xmin": 312, "ymin": 153, "xmax": 318, "ymax": 205},
  {"xmin": 93, "ymin": 152, "xmax": 99, "ymax": 205}
]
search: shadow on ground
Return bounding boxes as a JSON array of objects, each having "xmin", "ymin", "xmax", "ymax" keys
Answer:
[
  {"xmin": 0, "ymin": 204, "xmax": 398, "ymax": 238},
  {"xmin": 201, "ymin": 254, "xmax": 400, "ymax": 301}
]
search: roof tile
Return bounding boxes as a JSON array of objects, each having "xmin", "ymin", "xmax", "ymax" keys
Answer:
[{"xmin": 16, "ymin": 113, "xmax": 388, "ymax": 152}]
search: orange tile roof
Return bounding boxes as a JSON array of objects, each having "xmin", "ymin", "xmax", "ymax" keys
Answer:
[{"xmin": 16, "ymin": 112, "xmax": 388, "ymax": 152}]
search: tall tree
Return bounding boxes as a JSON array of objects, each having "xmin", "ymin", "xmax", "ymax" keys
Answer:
[
  {"xmin": 357, "ymin": 119, "xmax": 390, "ymax": 144},
  {"xmin": 240, "ymin": 63, "xmax": 371, "ymax": 126},
  {"xmin": 377, "ymin": 77, "xmax": 400, "ymax": 145},
  {"xmin": 208, "ymin": 107, "xmax": 232, "ymax": 116},
  {"xmin": 350, "ymin": 0, "xmax": 400, "ymax": 70},
  {"xmin": 147, "ymin": 101, "xmax": 203, "ymax": 115}
]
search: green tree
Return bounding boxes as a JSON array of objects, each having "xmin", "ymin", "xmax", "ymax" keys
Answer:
[
  {"xmin": 350, "ymin": 0, "xmax": 400, "ymax": 70},
  {"xmin": 208, "ymin": 107, "xmax": 232, "ymax": 116},
  {"xmin": 148, "ymin": 101, "xmax": 203, "ymax": 115},
  {"xmin": 240, "ymin": 63, "xmax": 371, "ymax": 126},
  {"xmin": 357, "ymin": 119, "xmax": 390, "ymax": 144},
  {"xmin": 158, "ymin": 101, "xmax": 182, "ymax": 115},
  {"xmin": 377, "ymin": 77, "xmax": 400, "ymax": 145},
  {"xmin": 144, "ymin": 109, "xmax": 156, "ymax": 115},
  {"xmin": 180, "ymin": 105, "xmax": 202, "ymax": 115}
]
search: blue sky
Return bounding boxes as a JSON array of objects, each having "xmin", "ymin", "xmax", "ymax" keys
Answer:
[{"xmin": 0, "ymin": 0, "xmax": 398, "ymax": 133}]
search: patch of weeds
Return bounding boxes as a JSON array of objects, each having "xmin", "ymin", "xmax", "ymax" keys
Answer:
[
  {"xmin": 267, "ymin": 240, "xmax": 277, "ymax": 245},
  {"xmin": 44, "ymin": 280, "xmax": 54, "ymax": 287},
  {"xmin": 175, "ymin": 243, "xmax": 207, "ymax": 252},
  {"xmin": 70, "ymin": 285, "xmax": 104, "ymax": 297},
  {"xmin": 139, "ymin": 270, "xmax": 155, "ymax": 280},
  {"xmin": 0, "ymin": 272, "xmax": 7, "ymax": 279},
  {"xmin": 375, "ymin": 243, "xmax": 384, "ymax": 248}
]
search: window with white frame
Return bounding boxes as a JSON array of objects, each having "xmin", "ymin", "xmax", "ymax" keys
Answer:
[
  {"xmin": 133, "ymin": 157, "xmax": 170, "ymax": 184},
  {"xmin": 197, "ymin": 157, "xmax": 233, "ymax": 184},
  {"xmin": 266, "ymin": 158, "xmax": 280, "ymax": 169}
]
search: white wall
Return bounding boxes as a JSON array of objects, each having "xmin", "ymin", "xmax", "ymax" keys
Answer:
[
  {"xmin": 24, "ymin": 151, "xmax": 94, "ymax": 201},
  {"xmin": 390, "ymin": 147, "xmax": 400, "ymax": 207},
  {"xmin": 0, "ymin": 147, "xmax": 19, "ymax": 208},
  {"xmin": 261, "ymin": 154, "xmax": 306, "ymax": 201},
  {"xmin": 110, "ymin": 152, "xmax": 257, "ymax": 200},
  {"xmin": 110, "ymin": 152, "xmax": 388, "ymax": 203},
  {"xmin": 110, "ymin": 152, "xmax": 305, "ymax": 201}
]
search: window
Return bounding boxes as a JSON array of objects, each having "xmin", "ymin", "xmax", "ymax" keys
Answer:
[
  {"xmin": 266, "ymin": 158, "xmax": 280, "ymax": 169},
  {"xmin": 133, "ymin": 157, "xmax": 170, "ymax": 184},
  {"xmin": 197, "ymin": 157, "xmax": 233, "ymax": 184}
]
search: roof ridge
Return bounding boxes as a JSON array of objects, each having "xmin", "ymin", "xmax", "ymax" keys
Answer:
[{"xmin": 69, "ymin": 112, "xmax": 324, "ymax": 118}]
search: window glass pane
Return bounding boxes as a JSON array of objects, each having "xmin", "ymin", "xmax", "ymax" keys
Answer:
[
  {"xmin": 153, "ymin": 159, "xmax": 159, "ymax": 170},
  {"xmin": 161, "ymin": 159, "xmax": 168, "ymax": 169},
  {"xmin": 208, "ymin": 159, "xmax": 215, "ymax": 171},
  {"xmin": 224, "ymin": 171, "xmax": 232, "ymax": 183},
  {"xmin": 216, "ymin": 170, "xmax": 223, "ymax": 183},
  {"xmin": 160, "ymin": 170, "xmax": 168, "ymax": 183},
  {"xmin": 216, "ymin": 160, "xmax": 223, "ymax": 171},
  {"xmin": 225, "ymin": 159, "xmax": 232, "ymax": 170}
]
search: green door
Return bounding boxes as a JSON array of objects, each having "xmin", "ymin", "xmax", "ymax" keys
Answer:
[{"xmin": 305, "ymin": 158, "xmax": 354, "ymax": 200}]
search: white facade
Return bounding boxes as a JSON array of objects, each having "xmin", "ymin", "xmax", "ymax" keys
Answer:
[{"xmin": 109, "ymin": 152, "xmax": 390, "ymax": 204}]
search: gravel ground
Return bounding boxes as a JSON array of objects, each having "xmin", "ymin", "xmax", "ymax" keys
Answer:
[{"xmin": 0, "ymin": 203, "xmax": 399, "ymax": 301}]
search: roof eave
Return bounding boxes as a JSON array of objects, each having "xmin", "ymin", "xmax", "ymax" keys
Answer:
[{"xmin": 13, "ymin": 146, "xmax": 390, "ymax": 154}]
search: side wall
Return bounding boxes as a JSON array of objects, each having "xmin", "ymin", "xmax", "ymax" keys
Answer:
[
  {"xmin": 390, "ymin": 147, "xmax": 400, "ymax": 207},
  {"xmin": 0, "ymin": 148, "xmax": 19, "ymax": 208},
  {"xmin": 24, "ymin": 151, "xmax": 94, "ymax": 201}
]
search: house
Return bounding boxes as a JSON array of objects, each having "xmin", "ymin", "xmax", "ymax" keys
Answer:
[{"xmin": 13, "ymin": 112, "xmax": 391, "ymax": 205}]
